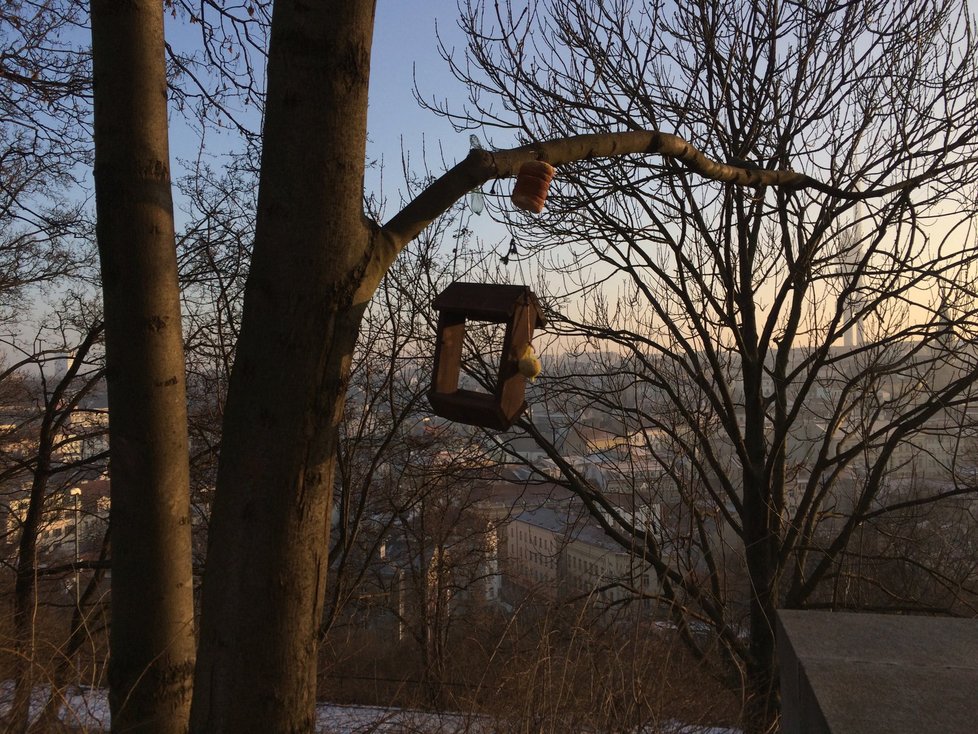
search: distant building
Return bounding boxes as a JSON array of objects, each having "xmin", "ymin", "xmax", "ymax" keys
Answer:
[
  {"xmin": 504, "ymin": 503, "xmax": 660, "ymax": 606},
  {"xmin": 5, "ymin": 478, "xmax": 110, "ymax": 563}
]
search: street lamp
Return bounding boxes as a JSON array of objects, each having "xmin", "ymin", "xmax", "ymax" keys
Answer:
[{"xmin": 69, "ymin": 487, "xmax": 81, "ymax": 610}]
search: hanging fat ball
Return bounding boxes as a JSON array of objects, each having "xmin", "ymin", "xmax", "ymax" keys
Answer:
[
  {"xmin": 517, "ymin": 344, "xmax": 542, "ymax": 381},
  {"xmin": 511, "ymin": 161, "xmax": 555, "ymax": 214}
]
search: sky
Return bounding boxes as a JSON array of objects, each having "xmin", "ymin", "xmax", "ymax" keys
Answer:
[
  {"xmin": 366, "ymin": 1, "xmax": 521, "ymax": 266},
  {"xmin": 159, "ymin": 1, "xmax": 506, "ymax": 243},
  {"xmin": 164, "ymin": 2, "xmax": 480, "ymax": 203},
  {"xmin": 7, "ymin": 2, "xmax": 509, "ymax": 362},
  {"xmin": 368, "ymin": 1, "xmax": 472, "ymax": 166}
]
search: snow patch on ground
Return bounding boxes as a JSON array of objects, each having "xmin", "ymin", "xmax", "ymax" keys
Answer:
[{"xmin": 0, "ymin": 681, "xmax": 739, "ymax": 733}]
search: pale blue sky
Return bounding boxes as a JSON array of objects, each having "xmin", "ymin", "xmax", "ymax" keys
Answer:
[
  {"xmin": 367, "ymin": 1, "xmax": 513, "ymax": 257},
  {"xmin": 163, "ymin": 2, "xmax": 487, "ymax": 216},
  {"xmin": 369, "ymin": 1, "xmax": 468, "ymax": 157},
  {"xmin": 367, "ymin": 1, "xmax": 497, "ymax": 220}
]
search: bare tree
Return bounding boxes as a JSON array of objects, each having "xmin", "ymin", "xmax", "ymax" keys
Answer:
[
  {"xmin": 90, "ymin": 1, "xmax": 196, "ymax": 730},
  {"xmin": 0, "ymin": 314, "xmax": 105, "ymax": 733},
  {"xmin": 0, "ymin": 6, "xmax": 103, "ymax": 715},
  {"xmin": 0, "ymin": 0, "xmax": 89, "ymax": 196},
  {"xmin": 175, "ymin": 156, "xmax": 258, "ymax": 577},
  {"xmin": 0, "ymin": 0, "xmax": 91, "ymax": 332},
  {"xmin": 164, "ymin": 0, "xmax": 271, "ymax": 153},
  {"xmin": 427, "ymin": 0, "xmax": 978, "ymax": 730}
]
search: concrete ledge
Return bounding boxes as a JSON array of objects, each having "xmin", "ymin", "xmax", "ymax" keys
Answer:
[{"xmin": 778, "ymin": 610, "xmax": 978, "ymax": 734}]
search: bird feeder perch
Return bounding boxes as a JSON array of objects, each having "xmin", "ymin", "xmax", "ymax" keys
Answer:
[
  {"xmin": 511, "ymin": 161, "xmax": 556, "ymax": 214},
  {"xmin": 429, "ymin": 282, "xmax": 546, "ymax": 430}
]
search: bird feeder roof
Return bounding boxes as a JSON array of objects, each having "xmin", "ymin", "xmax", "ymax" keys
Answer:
[{"xmin": 432, "ymin": 282, "xmax": 547, "ymax": 325}]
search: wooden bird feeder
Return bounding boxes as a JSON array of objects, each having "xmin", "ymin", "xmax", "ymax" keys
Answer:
[{"xmin": 429, "ymin": 282, "xmax": 546, "ymax": 431}]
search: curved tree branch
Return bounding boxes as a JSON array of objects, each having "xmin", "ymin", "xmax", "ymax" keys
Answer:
[{"xmin": 378, "ymin": 128, "xmax": 954, "ymax": 270}]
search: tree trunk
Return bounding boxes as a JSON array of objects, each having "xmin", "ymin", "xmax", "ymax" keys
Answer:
[
  {"xmin": 179, "ymin": 4, "xmax": 846, "ymax": 727},
  {"xmin": 10, "ymin": 467, "xmax": 49, "ymax": 734},
  {"xmin": 190, "ymin": 2, "xmax": 378, "ymax": 731},
  {"xmin": 743, "ymin": 546, "xmax": 780, "ymax": 734},
  {"xmin": 90, "ymin": 1, "xmax": 196, "ymax": 731},
  {"xmin": 742, "ymin": 446, "xmax": 781, "ymax": 733},
  {"xmin": 740, "ymin": 268, "xmax": 781, "ymax": 734}
]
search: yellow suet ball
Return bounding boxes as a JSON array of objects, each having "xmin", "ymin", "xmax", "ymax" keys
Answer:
[{"xmin": 517, "ymin": 345, "xmax": 542, "ymax": 381}]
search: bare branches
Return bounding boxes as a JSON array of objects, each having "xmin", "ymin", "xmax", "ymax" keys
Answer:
[
  {"xmin": 166, "ymin": 0, "xmax": 271, "ymax": 146},
  {"xmin": 415, "ymin": 2, "xmax": 978, "ymax": 730},
  {"xmin": 380, "ymin": 130, "xmax": 834, "ymax": 265}
]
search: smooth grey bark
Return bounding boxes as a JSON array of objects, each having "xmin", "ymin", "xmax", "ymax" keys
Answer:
[{"xmin": 90, "ymin": 1, "xmax": 195, "ymax": 731}]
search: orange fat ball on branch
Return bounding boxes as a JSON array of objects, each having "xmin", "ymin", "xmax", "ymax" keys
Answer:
[{"xmin": 511, "ymin": 161, "xmax": 555, "ymax": 214}]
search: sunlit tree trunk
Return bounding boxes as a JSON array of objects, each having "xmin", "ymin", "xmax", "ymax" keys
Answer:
[
  {"xmin": 90, "ymin": 1, "xmax": 195, "ymax": 730},
  {"xmin": 189, "ymin": 1, "xmax": 379, "ymax": 731}
]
